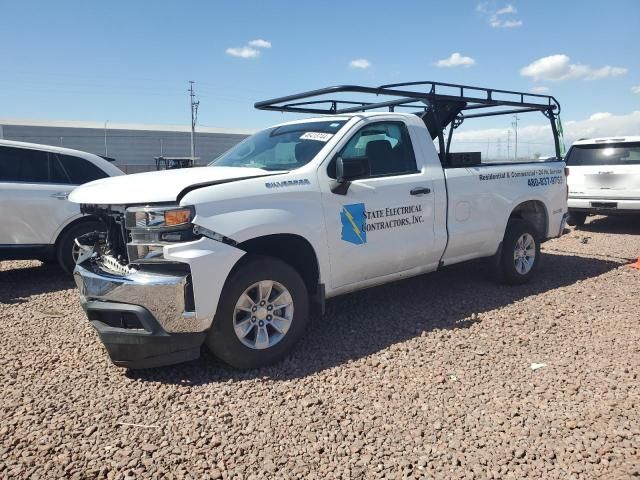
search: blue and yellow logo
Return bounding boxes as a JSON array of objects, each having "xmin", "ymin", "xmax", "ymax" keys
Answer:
[{"xmin": 340, "ymin": 203, "xmax": 367, "ymax": 245}]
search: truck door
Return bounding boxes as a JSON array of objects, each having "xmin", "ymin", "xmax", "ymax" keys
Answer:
[{"xmin": 319, "ymin": 120, "xmax": 438, "ymax": 289}]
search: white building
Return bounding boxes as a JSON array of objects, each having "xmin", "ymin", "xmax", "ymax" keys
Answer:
[{"xmin": 0, "ymin": 118, "xmax": 252, "ymax": 173}]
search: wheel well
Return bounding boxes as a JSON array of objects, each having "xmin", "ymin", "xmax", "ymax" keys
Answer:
[
  {"xmin": 508, "ymin": 201, "xmax": 548, "ymax": 239},
  {"xmin": 237, "ymin": 234, "xmax": 320, "ymax": 295},
  {"xmin": 54, "ymin": 215, "xmax": 101, "ymax": 250}
]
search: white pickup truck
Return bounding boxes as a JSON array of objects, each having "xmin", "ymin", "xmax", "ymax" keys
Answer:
[{"xmin": 70, "ymin": 82, "xmax": 568, "ymax": 369}]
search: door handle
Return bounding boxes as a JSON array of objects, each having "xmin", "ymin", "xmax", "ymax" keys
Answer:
[
  {"xmin": 410, "ymin": 187, "xmax": 431, "ymax": 196},
  {"xmin": 51, "ymin": 192, "xmax": 70, "ymax": 200}
]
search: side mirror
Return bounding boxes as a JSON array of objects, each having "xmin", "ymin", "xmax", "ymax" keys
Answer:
[{"xmin": 331, "ymin": 156, "xmax": 368, "ymax": 195}]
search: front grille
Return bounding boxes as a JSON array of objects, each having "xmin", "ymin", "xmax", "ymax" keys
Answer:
[{"xmin": 81, "ymin": 204, "xmax": 129, "ymax": 263}]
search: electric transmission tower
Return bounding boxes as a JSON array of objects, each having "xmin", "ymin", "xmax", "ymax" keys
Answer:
[{"xmin": 189, "ymin": 81, "xmax": 200, "ymax": 161}]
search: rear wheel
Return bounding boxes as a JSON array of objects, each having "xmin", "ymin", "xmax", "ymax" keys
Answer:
[
  {"xmin": 567, "ymin": 211, "xmax": 587, "ymax": 227},
  {"xmin": 497, "ymin": 219, "xmax": 541, "ymax": 285},
  {"xmin": 56, "ymin": 221, "xmax": 103, "ymax": 274},
  {"xmin": 206, "ymin": 256, "xmax": 309, "ymax": 370}
]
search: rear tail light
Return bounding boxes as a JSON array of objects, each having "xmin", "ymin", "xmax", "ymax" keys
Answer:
[{"xmin": 564, "ymin": 167, "xmax": 570, "ymax": 177}]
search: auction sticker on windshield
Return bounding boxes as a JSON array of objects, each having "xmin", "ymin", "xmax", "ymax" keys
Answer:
[{"xmin": 300, "ymin": 132, "xmax": 333, "ymax": 142}]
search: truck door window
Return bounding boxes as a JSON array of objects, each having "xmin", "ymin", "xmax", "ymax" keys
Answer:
[
  {"xmin": 328, "ymin": 121, "xmax": 418, "ymax": 178},
  {"xmin": 0, "ymin": 146, "xmax": 50, "ymax": 183}
]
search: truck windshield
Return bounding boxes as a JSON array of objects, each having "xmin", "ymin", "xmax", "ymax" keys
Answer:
[
  {"xmin": 210, "ymin": 120, "xmax": 347, "ymax": 171},
  {"xmin": 566, "ymin": 142, "xmax": 640, "ymax": 166}
]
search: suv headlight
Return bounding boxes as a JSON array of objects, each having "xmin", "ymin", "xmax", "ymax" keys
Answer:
[{"xmin": 124, "ymin": 205, "xmax": 196, "ymax": 262}]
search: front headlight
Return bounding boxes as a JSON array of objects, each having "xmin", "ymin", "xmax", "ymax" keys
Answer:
[
  {"xmin": 124, "ymin": 205, "xmax": 196, "ymax": 262},
  {"xmin": 125, "ymin": 205, "xmax": 194, "ymax": 229}
]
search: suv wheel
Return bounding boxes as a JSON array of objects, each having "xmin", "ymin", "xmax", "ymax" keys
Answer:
[{"xmin": 57, "ymin": 221, "xmax": 103, "ymax": 274}]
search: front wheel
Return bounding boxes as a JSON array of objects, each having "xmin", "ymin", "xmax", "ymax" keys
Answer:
[
  {"xmin": 497, "ymin": 219, "xmax": 541, "ymax": 285},
  {"xmin": 205, "ymin": 256, "xmax": 309, "ymax": 370}
]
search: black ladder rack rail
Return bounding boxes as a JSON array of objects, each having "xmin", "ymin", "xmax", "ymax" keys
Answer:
[{"xmin": 254, "ymin": 81, "xmax": 563, "ymax": 160}]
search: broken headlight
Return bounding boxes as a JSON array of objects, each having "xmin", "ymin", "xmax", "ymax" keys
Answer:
[{"xmin": 124, "ymin": 205, "xmax": 197, "ymax": 262}]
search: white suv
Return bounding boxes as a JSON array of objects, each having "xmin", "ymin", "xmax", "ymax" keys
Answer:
[
  {"xmin": 566, "ymin": 136, "xmax": 640, "ymax": 226},
  {"xmin": 0, "ymin": 140, "xmax": 123, "ymax": 272}
]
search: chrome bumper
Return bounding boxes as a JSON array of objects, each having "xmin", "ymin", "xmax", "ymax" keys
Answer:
[{"xmin": 74, "ymin": 262, "xmax": 205, "ymax": 333}]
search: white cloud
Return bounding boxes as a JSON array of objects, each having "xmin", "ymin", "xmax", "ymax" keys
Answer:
[
  {"xmin": 498, "ymin": 19, "xmax": 523, "ymax": 28},
  {"xmin": 565, "ymin": 111, "xmax": 640, "ymax": 142},
  {"xmin": 482, "ymin": 3, "xmax": 522, "ymax": 28},
  {"xmin": 436, "ymin": 52, "xmax": 476, "ymax": 68},
  {"xmin": 226, "ymin": 46, "xmax": 260, "ymax": 58},
  {"xmin": 530, "ymin": 86, "xmax": 549, "ymax": 94},
  {"xmin": 226, "ymin": 39, "xmax": 272, "ymax": 59},
  {"xmin": 632, "ymin": 85, "xmax": 640, "ymax": 94},
  {"xmin": 476, "ymin": 1, "xmax": 488, "ymax": 13},
  {"xmin": 588, "ymin": 112, "xmax": 613, "ymax": 121},
  {"xmin": 495, "ymin": 4, "xmax": 516, "ymax": 14},
  {"xmin": 349, "ymin": 58, "xmax": 371, "ymax": 69},
  {"xmin": 490, "ymin": 16, "xmax": 523, "ymax": 28},
  {"xmin": 520, "ymin": 54, "xmax": 627, "ymax": 81},
  {"xmin": 248, "ymin": 39, "xmax": 272, "ymax": 49}
]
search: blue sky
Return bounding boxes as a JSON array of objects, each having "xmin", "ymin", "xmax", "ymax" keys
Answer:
[{"xmin": 1, "ymin": 0, "xmax": 638, "ymax": 134}]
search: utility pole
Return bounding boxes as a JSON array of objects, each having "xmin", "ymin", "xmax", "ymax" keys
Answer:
[
  {"xmin": 104, "ymin": 120, "xmax": 109, "ymax": 157},
  {"xmin": 507, "ymin": 130, "xmax": 511, "ymax": 161},
  {"xmin": 512, "ymin": 114, "xmax": 519, "ymax": 161},
  {"xmin": 188, "ymin": 81, "xmax": 199, "ymax": 161}
]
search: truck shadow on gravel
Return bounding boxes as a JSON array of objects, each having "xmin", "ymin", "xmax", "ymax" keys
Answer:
[
  {"xmin": 577, "ymin": 215, "xmax": 640, "ymax": 235},
  {"xmin": 0, "ymin": 262, "xmax": 74, "ymax": 304},
  {"xmin": 127, "ymin": 252, "xmax": 622, "ymax": 385}
]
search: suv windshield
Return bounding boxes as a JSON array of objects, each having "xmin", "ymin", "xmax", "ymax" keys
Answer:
[
  {"xmin": 210, "ymin": 120, "xmax": 347, "ymax": 171},
  {"xmin": 566, "ymin": 142, "xmax": 640, "ymax": 166}
]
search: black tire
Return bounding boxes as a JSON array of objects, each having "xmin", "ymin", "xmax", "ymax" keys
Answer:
[
  {"xmin": 56, "ymin": 221, "xmax": 104, "ymax": 274},
  {"xmin": 567, "ymin": 211, "xmax": 587, "ymax": 227},
  {"xmin": 497, "ymin": 219, "xmax": 541, "ymax": 285},
  {"xmin": 205, "ymin": 255, "xmax": 309, "ymax": 370}
]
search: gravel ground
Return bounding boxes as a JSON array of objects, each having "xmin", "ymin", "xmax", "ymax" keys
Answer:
[{"xmin": 1, "ymin": 215, "xmax": 639, "ymax": 479}]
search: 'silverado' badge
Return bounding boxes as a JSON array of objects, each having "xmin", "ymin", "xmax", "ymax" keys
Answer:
[{"xmin": 340, "ymin": 203, "xmax": 366, "ymax": 245}]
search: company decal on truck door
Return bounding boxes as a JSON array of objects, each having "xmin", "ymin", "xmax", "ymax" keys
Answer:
[
  {"xmin": 340, "ymin": 204, "xmax": 367, "ymax": 245},
  {"xmin": 478, "ymin": 167, "xmax": 564, "ymax": 188},
  {"xmin": 340, "ymin": 203, "xmax": 424, "ymax": 245}
]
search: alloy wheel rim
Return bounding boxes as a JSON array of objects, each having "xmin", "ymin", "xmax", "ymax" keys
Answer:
[
  {"xmin": 233, "ymin": 280, "xmax": 294, "ymax": 350},
  {"xmin": 71, "ymin": 242, "xmax": 81, "ymax": 264},
  {"xmin": 513, "ymin": 233, "xmax": 536, "ymax": 275}
]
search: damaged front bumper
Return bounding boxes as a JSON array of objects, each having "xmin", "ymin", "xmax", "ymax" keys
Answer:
[{"xmin": 74, "ymin": 236, "xmax": 245, "ymax": 368}]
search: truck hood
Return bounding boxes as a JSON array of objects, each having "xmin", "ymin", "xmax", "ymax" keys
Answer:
[{"xmin": 69, "ymin": 166, "xmax": 280, "ymax": 205}]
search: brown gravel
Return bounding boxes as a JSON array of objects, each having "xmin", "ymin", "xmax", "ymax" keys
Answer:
[{"xmin": 1, "ymin": 215, "xmax": 639, "ymax": 479}]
